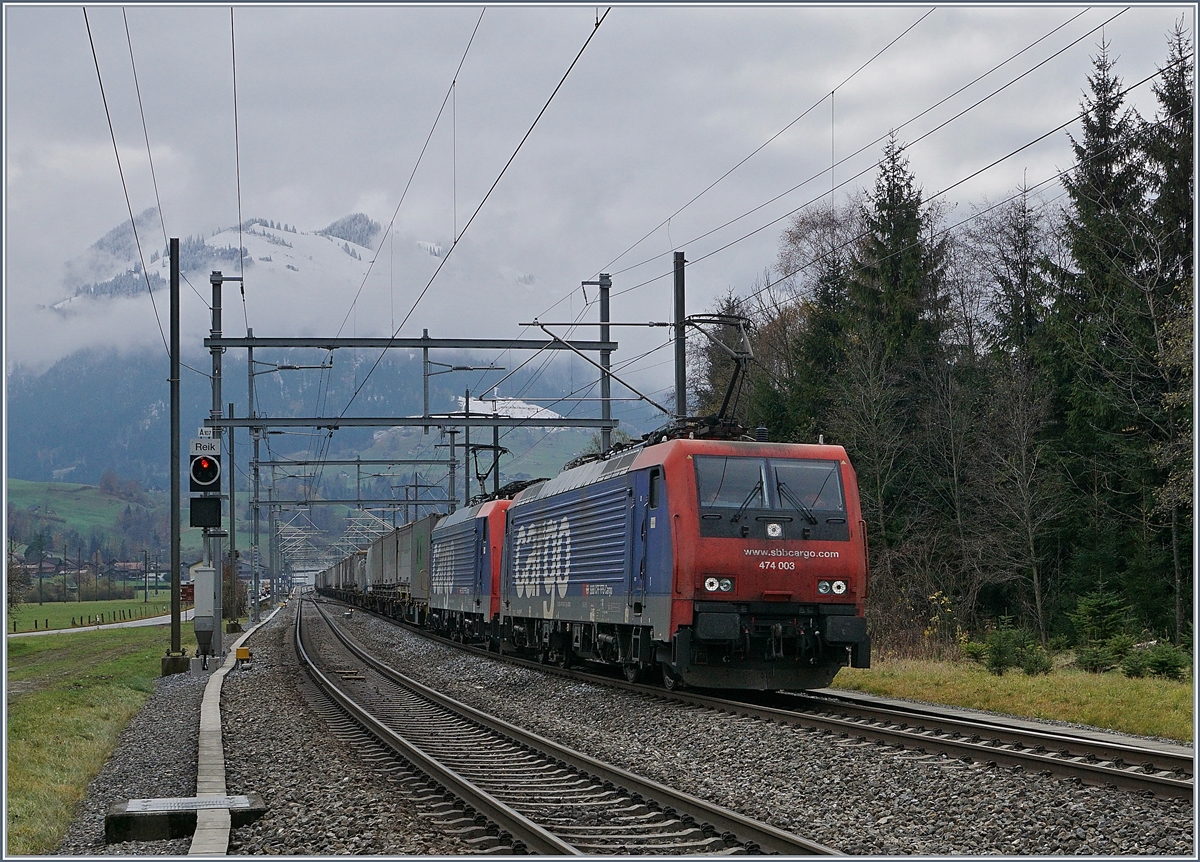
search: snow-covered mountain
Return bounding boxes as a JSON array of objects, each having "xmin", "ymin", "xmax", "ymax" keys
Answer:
[
  {"xmin": 43, "ymin": 208, "xmax": 540, "ymax": 334},
  {"xmin": 459, "ymin": 395, "xmax": 563, "ymax": 422}
]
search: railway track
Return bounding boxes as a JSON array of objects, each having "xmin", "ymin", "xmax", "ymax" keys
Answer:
[
  {"xmin": 326, "ymin": 597, "xmax": 1193, "ymax": 802},
  {"xmin": 670, "ymin": 689, "xmax": 1194, "ymax": 800},
  {"xmin": 297, "ymin": 598, "xmax": 838, "ymax": 855}
]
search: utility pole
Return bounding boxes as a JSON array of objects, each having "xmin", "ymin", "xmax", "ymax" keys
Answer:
[
  {"xmin": 248, "ymin": 327, "xmax": 260, "ymax": 622},
  {"xmin": 268, "ymin": 480, "xmax": 277, "ymax": 605},
  {"xmin": 447, "ymin": 429, "xmax": 458, "ymax": 513},
  {"xmin": 228, "ymin": 401, "xmax": 236, "ymax": 626},
  {"xmin": 164, "ymin": 237, "xmax": 184, "ymax": 674},
  {"xmin": 493, "ymin": 422, "xmax": 500, "ymax": 495},
  {"xmin": 600, "ymin": 273, "xmax": 612, "ymax": 450},
  {"xmin": 423, "ymin": 328, "xmax": 430, "ymax": 434},
  {"xmin": 144, "ymin": 549, "xmax": 148, "ymax": 603},
  {"xmin": 209, "ymin": 271, "xmax": 226, "ymax": 657},
  {"xmin": 674, "ymin": 251, "xmax": 687, "ymax": 420},
  {"xmin": 582, "ymin": 273, "xmax": 614, "ymax": 451},
  {"xmin": 463, "ymin": 390, "xmax": 471, "ymax": 507}
]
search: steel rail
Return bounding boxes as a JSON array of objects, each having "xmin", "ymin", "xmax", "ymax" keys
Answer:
[
  {"xmin": 314, "ymin": 600, "xmax": 839, "ymax": 855},
  {"xmin": 782, "ymin": 690, "xmax": 1196, "ymax": 777},
  {"xmin": 660, "ymin": 690, "xmax": 1194, "ymax": 799},
  {"xmin": 294, "ymin": 600, "xmax": 580, "ymax": 855},
  {"xmin": 328, "ymin": 598, "xmax": 1192, "ymax": 800}
]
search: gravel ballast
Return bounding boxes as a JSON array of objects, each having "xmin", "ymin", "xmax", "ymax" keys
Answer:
[
  {"xmin": 220, "ymin": 605, "xmax": 472, "ymax": 855},
  {"xmin": 337, "ymin": 608, "xmax": 1194, "ymax": 856},
  {"xmin": 56, "ymin": 669, "xmax": 207, "ymax": 855},
  {"xmin": 56, "ymin": 599, "xmax": 1195, "ymax": 855}
]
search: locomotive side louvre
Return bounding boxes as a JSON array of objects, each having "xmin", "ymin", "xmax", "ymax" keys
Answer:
[
  {"xmin": 429, "ymin": 500, "xmax": 510, "ymax": 638},
  {"xmin": 500, "ymin": 452, "xmax": 673, "ymax": 673}
]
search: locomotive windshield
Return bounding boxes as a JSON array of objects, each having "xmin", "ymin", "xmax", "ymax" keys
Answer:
[
  {"xmin": 774, "ymin": 459, "xmax": 844, "ymax": 512},
  {"xmin": 694, "ymin": 456, "xmax": 844, "ymax": 514}
]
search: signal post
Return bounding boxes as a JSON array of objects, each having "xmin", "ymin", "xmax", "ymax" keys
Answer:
[{"xmin": 189, "ymin": 432, "xmax": 223, "ymax": 660}]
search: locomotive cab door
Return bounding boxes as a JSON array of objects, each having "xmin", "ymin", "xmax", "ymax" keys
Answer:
[{"xmin": 628, "ymin": 468, "xmax": 660, "ymax": 617}]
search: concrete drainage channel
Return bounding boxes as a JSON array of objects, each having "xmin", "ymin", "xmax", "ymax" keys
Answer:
[{"xmin": 104, "ymin": 611, "xmax": 279, "ymax": 854}]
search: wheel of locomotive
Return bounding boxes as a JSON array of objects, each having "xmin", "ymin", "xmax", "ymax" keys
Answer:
[
  {"xmin": 560, "ymin": 650, "xmax": 574, "ymax": 670},
  {"xmin": 661, "ymin": 666, "xmax": 685, "ymax": 691},
  {"xmin": 537, "ymin": 647, "xmax": 550, "ymax": 664},
  {"xmin": 623, "ymin": 664, "xmax": 643, "ymax": 684}
]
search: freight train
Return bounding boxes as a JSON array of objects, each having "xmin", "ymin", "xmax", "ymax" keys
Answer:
[{"xmin": 317, "ymin": 433, "xmax": 871, "ymax": 690}]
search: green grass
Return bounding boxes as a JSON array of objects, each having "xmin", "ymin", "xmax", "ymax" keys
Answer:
[
  {"xmin": 7, "ymin": 479, "xmax": 135, "ymax": 534},
  {"xmin": 5, "ymin": 626, "xmax": 201, "ymax": 855},
  {"xmin": 8, "ymin": 599, "xmax": 177, "ymax": 633},
  {"xmin": 7, "ymin": 477, "xmax": 208, "ymax": 555},
  {"xmin": 833, "ymin": 657, "xmax": 1194, "ymax": 742}
]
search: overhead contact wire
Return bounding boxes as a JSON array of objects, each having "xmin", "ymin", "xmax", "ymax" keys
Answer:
[
  {"xmin": 610, "ymin": 6, "xmax": 1131, "ymax": 299},
  {"xmin": 594, "ymin": 6, "xmax": 937, "ymax": 278},
  {"xmin": 337, "ymin": 7, "xmax": 612, "ymax": 422},
  {"xmin": 83, "ymin": 6, "xmax": 168, "ymax": 355},
  {"xmin": 334, "ymin": 7, "xmax": 487, "ymax": 339}
]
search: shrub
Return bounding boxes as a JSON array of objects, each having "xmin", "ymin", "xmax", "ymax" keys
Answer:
[
  {"xmin": 1104, "ymin": 633, "xmax": 1137, "ymax": 661},
  {"xmin": 960, "ymin": 641, "xmax": 987, "ymax": 664},
  {"xmin": 1075, "ymin": 645, "xmax": 1117, "ymax": 673},
  {"xmin": 1048, "ymin": 635, "xmax": 1072, "ymax": 652},
  {"xmin": 1120, "ymin": 650, "xmax": 1148, "ymax": 678},
  {"xmin": 1145, "ymin": 643, "xmax": 1189, "ymax": 680},
  {"xmin": 1020, "ymin": 645, "xmax": 1053, "ymax": 676},
  {"xmin": 985, "ymin": 628, "xmax": 1025, "ymax": 675},
  {"xmin": 1068, "ymin": 588, "xmax": 1133, "ymax": 645}
]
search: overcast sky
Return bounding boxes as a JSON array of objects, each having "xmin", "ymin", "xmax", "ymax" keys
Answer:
[{"xmin": 4, "ymin": 3, "xmax": 1194, "ymax": 424}]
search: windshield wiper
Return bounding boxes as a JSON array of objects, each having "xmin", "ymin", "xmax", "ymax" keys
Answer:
[
  {"xmin": 731, "ymin": 479, "xmax": 764, "ymax": 522},
  {"xmin": 777, "ymin": 480, "xmax": 819, "ymax": 525}
]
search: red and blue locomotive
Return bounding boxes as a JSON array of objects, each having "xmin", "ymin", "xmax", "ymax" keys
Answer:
[{"xmin": 318, "ymin": 434, "xmax": 870, "ymax": 690}]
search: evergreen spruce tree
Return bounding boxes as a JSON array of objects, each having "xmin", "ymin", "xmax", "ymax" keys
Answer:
[
  {"xmin": 1048, "ymin": 38, "xmax": 1191, "ymax": 638},
  {"xmin": 847, "ymin": 134, "xmax": 948, "ymax": 364}
]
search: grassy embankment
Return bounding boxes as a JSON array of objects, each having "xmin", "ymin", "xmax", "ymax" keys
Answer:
[
  {"xmin": 8, "ymin": 599, "xmax": 177, "ymax": 633},
  {"xmin": 5, "ymin": 625, "xmax": 201, "ymax": 856},
  {"xmin": 833, "ymin": 658, "xmax": 1194, "ymax": 742},
  {"xmin": 7, "ymin": 478, "xmax": 208, "ymax": 556}
]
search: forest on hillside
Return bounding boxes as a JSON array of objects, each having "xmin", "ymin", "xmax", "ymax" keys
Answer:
[{"xmin": 689, "ymin": 32, "xmax": 1193, "ymax": 652}]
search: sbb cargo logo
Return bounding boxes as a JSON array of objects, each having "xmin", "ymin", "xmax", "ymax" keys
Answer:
[{"xmin": 512, "ymin": 517, "xmax": 571, "ymax": 601}]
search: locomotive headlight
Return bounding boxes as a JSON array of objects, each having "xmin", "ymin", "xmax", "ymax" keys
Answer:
[
  {"xmin": 718, "ymin": 578, "xmax": 734, "ymax": 592},
  {"xmin": 817, "ymin": 580, "xmax": 832, "ymax": 594},
  {"xmin": 832, "ymin": 580, "xmax": 847, "ymax": 595},
  {"xmin": 704, "ymin": 577, "xmax": 720, "ymax": 592}
]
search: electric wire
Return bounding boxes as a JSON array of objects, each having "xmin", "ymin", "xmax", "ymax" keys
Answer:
[
  {"xmin": 594, "ymin": 6, "xmax": 938, "ymax": 278},
  {"xmin": 718, "ymin": 94, "xmax": 1193, "ymax": 425},
  {"xmin": 608, "ymin": 6, "xmax": 1132, "ymax": 299},
  {"xmin": 492, "ymin": 5, "xmax": 942, "ymax": 414},
  {"xmin": 485, "ymin": 5, "xmax": 1104, "ymax": 418},
  {"xmin": 307, "ymin": 6, "xmax": 488, "ymax": 508},
  {"xmin": 523, "ymin": 30, "xmax": 1177, "ymax": 442},
  {"xmin": 83, "ymin": 6, "xmax": 168, "ymax": 355},
  {"xmin": 716, "ymin": 53, "xmax": 1192, "ymax": 311},
  {"xmin": 119, "ymin": 7, "xmax": 208, "ymax": 310},
  {"xmin": 333, "ymin": 7, "xmax": 611, "ymax": 430},
  {"xmin": 333, "ymin": 7, "xmax": 487, "ymax": 339}
]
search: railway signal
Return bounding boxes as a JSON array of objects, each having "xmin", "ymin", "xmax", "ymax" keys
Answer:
[{"xmin": 189, "ymin": 453, "xmax": 222, "ymax": 492}]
